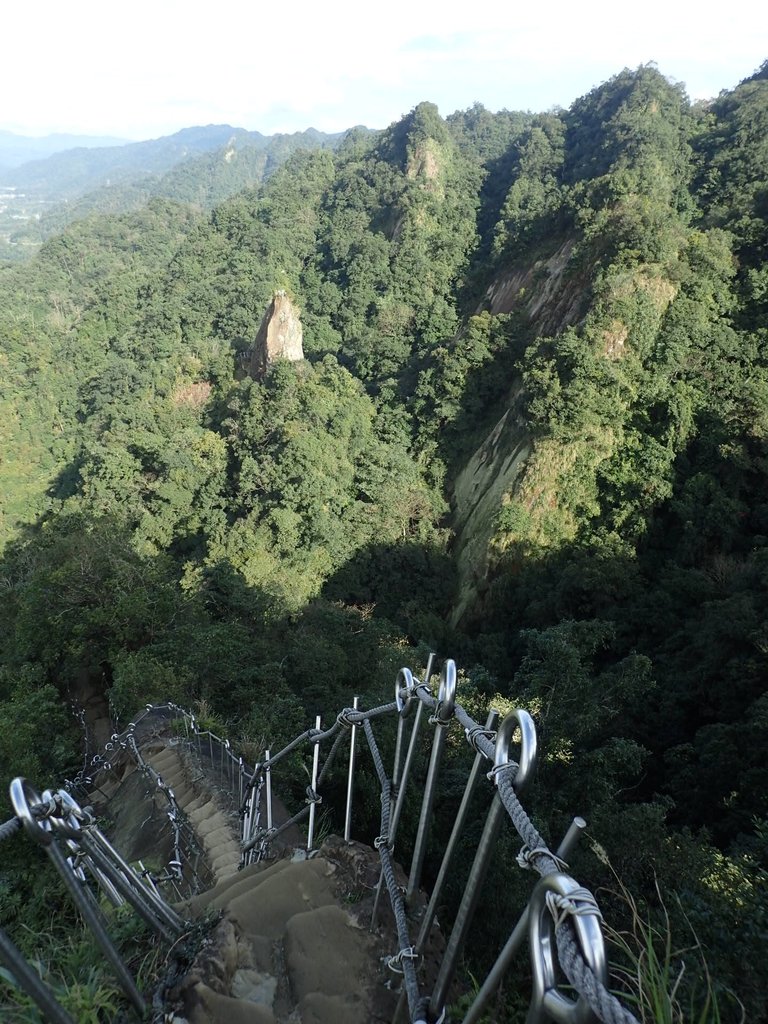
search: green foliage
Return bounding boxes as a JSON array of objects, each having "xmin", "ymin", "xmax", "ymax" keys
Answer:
[{"xmin": 1, "ymin": 62, "xmax": 768, "ymax": 1019}]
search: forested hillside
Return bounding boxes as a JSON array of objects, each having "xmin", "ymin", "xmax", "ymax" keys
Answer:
[
  {"xmin": 1, "ymin": 62, "xmax": 767, "ymax": 1020},
  {"xmin": 0, "ymin": 125, "xmax": 348, "ymax": 261}
]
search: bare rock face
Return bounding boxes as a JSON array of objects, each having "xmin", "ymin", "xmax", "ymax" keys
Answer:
[{"xmin": 249, "ymin": 290, "xmax": 304, "ymax": 378}]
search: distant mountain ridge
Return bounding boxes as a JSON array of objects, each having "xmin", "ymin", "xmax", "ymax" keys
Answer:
[
  {"xmin": 0, "ymin": 124, "xmax": 256, "ymax": 196},
  {"xmin": 0, "ymin": 129, "xmax": 130, "ymax": 170},
  {"xmin": 0, "ymin": 123, "xmax": 357, "ymax": 261},
  {"xmin": 0, "ymin": 124, "xmax": 343, "ymax": 198}
]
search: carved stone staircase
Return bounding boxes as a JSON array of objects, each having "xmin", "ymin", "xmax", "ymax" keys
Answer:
[
  {"xmin": 171, "ymin": 840, "xmax": 413, "ymax": 1024},
  {"xmin": 92, "ymin": 734, "xmax": 435, "ymax": 1023},
  {"xmin": 143, "ymin": 743, "xmax": 241, "ymax": 884}
]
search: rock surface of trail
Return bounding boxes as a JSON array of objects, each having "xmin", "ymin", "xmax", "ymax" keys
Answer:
[
  {"xmin": 87, "ymin": 715, "xmax": 444, "ymax": 1023},
  {"xmin": 171, "ymin": 838, "xmax": 412, "ymax": 1024}
]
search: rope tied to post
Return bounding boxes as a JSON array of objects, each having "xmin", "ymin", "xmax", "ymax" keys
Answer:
[
  {"xmin": 337, "ymin": 707, "xmax": 357, "ymax": 728},
  {"xmin": 486, "ymin": 760, "xmax": 518, "ymax": 785},
  {"xmin": 464, "ymin": 725, "xmax": 496, "ymax": 757},
  {"xmin": 555, "ymin": 923, "xmax": 639, "ymax": 1024},
  {"xmin": 304, "ymin": 786, "xmax": 322, "ymax": 806},
  {"xmin": 428, "ymin": 707, "xmax": 452, "ymax": 727},
  {"xmin": 386, "ymin": 945, "xmax": 421, "ymax": 974},
  {"xmin": 545, "ymin": 886, "xmax": 603, "ymax": 931},
  {"xmin": 517, "ymin": 843, "xmax": 569, "ymax": 873}
]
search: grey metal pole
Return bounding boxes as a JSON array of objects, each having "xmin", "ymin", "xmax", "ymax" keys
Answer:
[
  {"xmin": 82, "ymin": 836, "xmax": 178, "ymax": 943},
  {"xmin": 391, "ymin": 700, "xmax": 424, "ymax": 844},
  {"xmin": 461, "ymin": 817, "xmax": 587, "ymax": 1024},
  {"xmin": 47, "ymin": 841, "xmax": 147, "ymax": 1015},
  {"xmin": 265, "ymin": 749, "xmax": 273, "ymax": 833},
  {"xmin": 370, "ymin": 658, "xmax": 432, "ymax": 930},
  {"xmin": 0, "ymin": 927, "xmax": 75, "ymax": 1024},
  {"xmin": 344, "ymin": 697, "xmax": 359, "ymax": 841},
  {"xmin": 307, "ymin": 716, "xmax": 321, "ymax": 851},
  {"xmin": 429, "ymin": 792, "xmax": 506, "ymax": 1018},
  {"xmin": 406, "ymin": 659, "xmax": 457, "ymax": 901},
  {"xmin": 417, "ymin": 709, "xmax": 500, "ymax": 952},
  {"xmin": 87, "ymin": 824, "xmax": 184, "ymax": 934},
  {"xmin": 392, "ymin": 666, "xmax": 415, "ymax": 789}
]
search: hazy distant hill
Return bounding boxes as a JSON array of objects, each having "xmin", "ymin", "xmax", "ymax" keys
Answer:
[
  {"xmin": 0, "ymin": 124, "xmax": 352, "ymax": 260},
  {"xmin": 0, "ymin": 129, "xmax": 129, "ymax": 170},
  {"xmin": 0, "ymin": 125, "xmax": 261, "ymax": 197}
]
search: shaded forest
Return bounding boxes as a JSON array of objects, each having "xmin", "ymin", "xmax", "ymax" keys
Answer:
[{"xmin": 1, "ymin": 61, "xmax": 767, "ymax": 1020}]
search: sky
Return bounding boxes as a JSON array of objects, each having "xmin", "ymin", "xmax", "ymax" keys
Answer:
[{"xmin": 3, "ymin": 0, "xmax": 766, "ymax": 140}]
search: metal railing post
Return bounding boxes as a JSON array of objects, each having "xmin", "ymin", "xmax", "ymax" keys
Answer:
[
  {"xmin": 429, "ymin": 713, "xmax": 538, "ymax": 1020},
  {"xmin": 406, "ymin": 658, "xmax": 457, "ymax": 901},
  {"xmin": 370, "ymin": 656, "xmax": 433, "ymax": 930},
  {"xmin": 417, "ymin": 709, "xmax": 499, "ymax": 952},
  {"xmin": 49, "ymin": 840, "xmax": 147, "ymax": 1015},
  {"xmin": 265, "ymin": 749, "xmax": 273, "ymax": 834},
  {"xmin": 462, "ymin": 817, "xmax": 587, "ymax": 1024},
  {"xmin": 0, "ymin": 927, "xmax": 75, "ymax": 1024},
  {"xmin": 307, "ymin": 716, "xmax": 322, "ymax": 851},
  {"xmin": 344, "ymin": 697, "xmax": 359, "ymax": 841}
]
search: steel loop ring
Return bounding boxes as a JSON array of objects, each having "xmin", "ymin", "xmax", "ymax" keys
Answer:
[
  {"xmin": 436, "ymin": 659, "xmax": 457, "ymax": 721},
  {"xmin": 493, "ymin": 709, "xmax": 537, "ymax": 794},
  {"xmin": 527, "ymin": 872, "xmax": 607, "ymax": 1024},
  {"xmin": 395, "ymin": 667, "xmax": 415, "ymax": 716},
  {"xmin": 9, "ymin": 778, "xmax": 54, "ymax": 847},
  {"xmin": 45, "ymin": 789, "xmax": 86, "ymax": 840},
  {"xmin": 56, "ymin": 788, "xmax": 92, "ymax": 825},
  {"xmin": 66, "ymin": 854, "xmax": 88, "ymax": 882}
]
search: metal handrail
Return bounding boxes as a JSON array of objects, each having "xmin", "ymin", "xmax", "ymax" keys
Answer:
[{"xmin": 3, "ymin": 658, "xmax": 642, "ymax": 1024}]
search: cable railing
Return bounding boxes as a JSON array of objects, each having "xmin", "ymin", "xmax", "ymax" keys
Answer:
[
  {"xmin": 0, "ymin": 781, "xmax": 186, "ymax": 1024},
  {"xmin": 1, "ymin": 655, "xmax": 642, "ymax": 1024},
  {"xmin": 234, "ymin": 654, "xmax": 640, "ymax": 1024}
]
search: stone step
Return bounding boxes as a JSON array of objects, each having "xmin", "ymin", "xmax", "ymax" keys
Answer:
[
  {"xmin": 186, "ymin": 859, "xmax": 292, "ymax": 916},
  {"xmin": 173, "ymin": 845, "xmax": 404, "ymax": 1024}
]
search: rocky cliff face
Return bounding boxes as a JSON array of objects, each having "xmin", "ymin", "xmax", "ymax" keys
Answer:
[
  {"xmin": 249, "ymin": 290, "xmax": 304, "ymax": 378},
  {"xmin": 450, "ymin": 394, "xmax": 532, "ymax": 627},
  {"xmin": 451, "ymin": 238, "xmax": 584, "ymax": 625},
  {"xmin": 482, "ymin": 237, "xmax": 584, "ymax": 334}
]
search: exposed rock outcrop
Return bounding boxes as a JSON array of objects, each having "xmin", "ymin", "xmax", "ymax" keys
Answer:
[
  {"xmin": 451, "ymin": 392, "xmax": 532, "ymax": 627},
  {"xmin": 249, "ymin": 291, "xmax": 304, "ymax": 378},
  {"xmin": 483, "ymin": 237, "xmax": 585, "ymax": 336}
]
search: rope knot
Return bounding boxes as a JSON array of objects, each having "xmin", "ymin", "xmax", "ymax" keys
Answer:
[
  {"xmin": 374, "ymin": 834, "xmax": 389, "ymax": 850},
  {"xmin": 428, "ymin": 701, "xmax": 451, "ymax": 727},
  {"xmin": 465, "ymin": 725, "xmax": 496, "ymax": 757},
  {"xmin": 386, "ymin": 946, "xmax": 420, "ymax": 974},
  {"xmin": 486, "ymin": 761, "xmax": 518, "ymax": 786},
  {"xmin": 305, "ymin": 786, "xmax": 322, "ymax": 806},
  {"xmin": 517, "ymin": 844, "xmax": 568, "ymax": 872},
  {"xmin": 545, "ymin": 887, "xmax": 603, "ymax": 931},
  {"xmin": 337, "ymin": 708, "xmax": 357, "ymax": 728}
]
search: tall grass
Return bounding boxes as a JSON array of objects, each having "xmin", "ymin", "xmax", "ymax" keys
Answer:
[{"xmin": 593, "ymin": 844, "xmax": 744, "ymax": 1024}]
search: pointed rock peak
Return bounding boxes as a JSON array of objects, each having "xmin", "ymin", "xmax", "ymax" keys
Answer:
[{"xmin": 249, "ymin": 290, "xmax": 304, "ymax": 379}]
